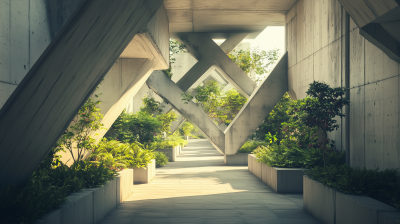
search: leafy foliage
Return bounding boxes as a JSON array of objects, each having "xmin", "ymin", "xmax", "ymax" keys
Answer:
[
  {"xmin": 140, "ymin": 96, "xmax": 164, "ymax": 115},
  {"xmin": 180, "ymin": 121, "xmax": 194, "ymax": 136},
  {"xmin": 154, "ymin": 151, "xmax": 169, "ymax": 167},
  {"xmin": 299, "ymin": 81, "xmax": 349, "ymax": 167},
  {"xmin": 0, "ymin": 153, "xmax": 116, "ymax": 224},
  {"xmin": 253, "ymin": 143, "xmax": 345, "ymax": 169},
  {"xmin": 228, "ymin": 48, "xmax": 280, "ymax": 84},
  {"xmin": 54, "ymin": 92, "xmax": 104, "ymax": 162},
  {"xmin": 181, "ymin": 80, "xmax": 247, "ymax": 125},
  {"xmin": 157, "ymin": 111, "xmax": 178, "ymax": 133},
  {"xmin": 306, "ymin": 165, "xmax": 400, "ymax": 210},
  {"xmin": 238, "ymin": 141, "xmax": 268, "ymax": 153},
  {"xmin": 90, "ymin": 140, "xmax": 155, "ymax": 169},
  {"xmin": 105, "ymin": 111, "xmax": 162, "ymax": 144}
]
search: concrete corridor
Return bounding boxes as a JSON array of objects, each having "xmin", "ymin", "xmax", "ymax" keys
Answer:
[{"xmin": 99, "ymin": 139, "xmax": 321, "ymax": 224}]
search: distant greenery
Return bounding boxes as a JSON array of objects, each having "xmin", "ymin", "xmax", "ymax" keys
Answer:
[
  {"xmin": 228, "ymin": 47, "xmax": 280, "ymax": 84},
  {"xmin": 181, "ymin": 80, "xmax": 247, "ymax": 125},
  {"xmin": 179, "ymin": 121, "xmax": 194, "ymax": 137}
]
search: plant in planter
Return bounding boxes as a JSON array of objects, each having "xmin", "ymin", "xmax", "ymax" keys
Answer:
[
  {"xmin": 239, "ymin": 141, "xmax": 268, "ymax": 153},
  {"xmin": 297, "ymin": 81, "xmax": 349, "ymax": 168},
  {"xmin": 154, "ymin": 151, "xmax": 169, "ymax": 167}
]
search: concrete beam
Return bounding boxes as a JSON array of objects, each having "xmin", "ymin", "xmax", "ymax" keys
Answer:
[
  {"xmin": 224, "ymin": 53, "xmax": 288, "ymax": 154},
  {"xmin": 177, "ymin": 33, "xmax": 256, "ymax": 97},
  {"xmin": 0, "ymin": 0, "xmax": 164, "ymax": 188},
  {"xmin": 147, "ymin": 71, "xmax": 226, "ymax": 154},
  {"xmin": 147, "ymin": 53, "xmax": 288, "ymax": 156},
  {"xmin": 337, "ymin": 0, "xmax": 400, "ymax": 62}
]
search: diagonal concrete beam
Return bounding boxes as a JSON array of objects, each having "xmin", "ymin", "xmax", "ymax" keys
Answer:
[
  {"xmin": 176, "ymin": 33, "xmax": 256, "ymax": 97},
  {"xmin": 147, "ymin": 71, "xmax": 225, "ymax": 154},
  {"xmin": 147, "ymin": 53, "xmax": 288, "ymax": 156},
  {"xmin": 224, "ymin": 52, "xmax": 288, "ymax": 154},
  {"xmin": 0, "ymin": 0, "xmax": 164, "ymax": 188}
]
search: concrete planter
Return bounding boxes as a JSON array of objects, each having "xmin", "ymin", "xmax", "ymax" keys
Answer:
[
  {"xmin": 248, "ymin": 155, "xmax": 304, "ymax": 193},
  {"xmin": 36, "ymin": 169, "xmax": 134, "ymax": 224},
  {"xmin": 156, "ymin": 147, "xmax": 178, "ymax": 162},
  {"xmin": 303, "ymin": 175, "xmax": 400, "ymax": 224},
  {"xmin": 224, "ymin": 153, "xmax": 249, "ymax": 165},
  {"xmin": 133, "ymin": 159, "xmax": 156, "ymax": 184}
]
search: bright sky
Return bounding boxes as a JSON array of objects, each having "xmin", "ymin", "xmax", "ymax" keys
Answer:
[
  {"xmin": 214, "ymin": 26, "xmax": 285, "ymax": 55},
  {"xmin": 247, "ymin": 26, "xmax": 285, "ymax": 55}
]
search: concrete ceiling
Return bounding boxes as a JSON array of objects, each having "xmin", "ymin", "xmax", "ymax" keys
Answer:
[{"xmin": 165, "ymin": 0, "xmax": 297, "ymax": 38}]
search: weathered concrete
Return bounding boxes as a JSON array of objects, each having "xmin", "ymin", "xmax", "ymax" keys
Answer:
[
  {"xmin": 286, "ymin": 0, "xmax": 400, "ymax": 170},
  {"xmin": 303, "ymin": 175, "xmax": 336, "ymax": 224},
  {"xmin": 224, "ymin": 153, "xmax": 249, "ymax": 166},
  {"xmin": 0, "ymin": 0, "xmax": 164, "ymax": 189},
  {"xmin": 338, "ymin": 0, "xmax": 400, "ymax": 62},
  {"xmin": 147, "ymin": 71, "xmax": 226, "ymax": 154},
  {"xmin": 261, "ymin": 163, "xmax": 304, "ymax": 194},
  {"xmin": 224, "ymin": 53, "xmax": 288, "ymax": 155},
  {"xmin": 336, "ymin": 191, "xmax": 398, "ymax": 224},
  {"xmin": 37, "ymin": 169, "xmax": 134, "ymax": 224},
  {"xmin": 133, "ymin": 159, "xmax": 156, "ymax": 184},
  {"xmin": 88, "ymin": 180, "xmax": 117, "ymax": 224}
]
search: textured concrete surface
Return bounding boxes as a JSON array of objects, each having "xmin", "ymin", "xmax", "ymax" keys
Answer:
[
  {"xmin": 224, "ymin": 153, "xmax": 249, "ymax": 166},
  {"xmin": 335, "ymin": 191, "xmax": 398, "ymax": 224},
  {"xmin": 117, "ymin": 169, "xmax": 134, "ymax": 206},
  {"xmin": 89, "ymin": 179, "xmax": 117, "ymax": 224},
  {"xmin": 303, "ymin": 175, "xmax": 335, "ymax": 224},
  {"xmin": 286, "ymin": 0, "xmax": 400, "ymax": 171},
  {"xmin": 0, "ymin": 0, "xmax": 164, "ymax": 189},
  {"xmin": 99, "ymin": 139, "xmax": 321, "ymax": 224},
  {"xmin": 155, "ymin": 147, "xmax": 178, "ymax": 162}
]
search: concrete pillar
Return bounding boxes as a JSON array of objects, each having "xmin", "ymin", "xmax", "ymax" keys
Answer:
[
  {"xmin": 147, "ymin": 53, "xmax": 288, "ymax": 157},
  {"xmin": 147, "ymin": 71, "xmax": 226, "ymax": 154},
  {"xmin": 170, "ymin": 112, "xmax": 185, "ymax": 133},
  {"xmin": 177, "ymin": 33, "xmax": 256, "ymax": 97},
  {"xmin": 0, "ymin": 0, "xmax": 164, "ymax": 189}
]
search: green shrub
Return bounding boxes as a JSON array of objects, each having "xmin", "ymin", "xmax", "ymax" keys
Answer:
[
  {"xmin": 238, "ymin": 141, "xmax": 268, "ymax": 153},
  {"xmin": 306, "ymin": 164, "xmax": 400, "ymax": 210},
  {"xmin": 253, "ymin": 143, "xmax": 345, "ymax": 169},
  {"xmin": 154, "ymin": 151, "xmax": 169, "ymax": 167},
  {"xmin": 105, "ymin": 111, "xmax": 162, "ymax": 144},
  {"xmin": 0, "ymin": 156, "xmax": 116, "ymax": 224},
  {"xmin": 90, "ymin": 140, "xmax": 155, "ymax": 169}
]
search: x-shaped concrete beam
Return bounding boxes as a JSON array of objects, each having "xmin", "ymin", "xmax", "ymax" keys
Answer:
[{"xmin": 176, "ymin": 33, "xmax": 256, "ymax": 97}]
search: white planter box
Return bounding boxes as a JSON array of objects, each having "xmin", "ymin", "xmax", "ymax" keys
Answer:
[
  {"xmin": 156, "ymin": 147, "xmax": 178, "ymax": 162},
  {"xmin": 248, "ymin": 155, "xmax": 304, "ymax": 193},
  {"xmin": 133, "ymin": 159, "xmax": 156, "ymax": 184},
  {"xmin": 36, "ymin": 169, "xmax": 134, "ymax": 224},
  {"xmin": 303, "ymin": 175, "xmax": 400, "ymax": 224},
  {"xmin": 224, "ymin": 153, "xmax": 249, "ymax": 165}
]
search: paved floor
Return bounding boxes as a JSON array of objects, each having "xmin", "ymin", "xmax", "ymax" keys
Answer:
[{"xmin": 100, "ymin": 139, "xmax": 321, "ymax": 224}]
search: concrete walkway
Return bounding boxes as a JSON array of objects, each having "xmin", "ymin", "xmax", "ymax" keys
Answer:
[{"xmin": 99, "ymin": 139, "xmax": 321, "ymax": 224}]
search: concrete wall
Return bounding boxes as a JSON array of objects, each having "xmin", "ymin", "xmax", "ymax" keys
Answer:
[
  {"xmin": 0, "ymin": 0, "xmax": 82, "ymax": 109},
  {"xmin": 286, "ymin": 0, "xmax": 400, "ymax": 170}
]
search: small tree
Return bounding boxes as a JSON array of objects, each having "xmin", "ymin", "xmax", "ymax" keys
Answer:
[
  {"xmin": 180, "ymin": 121, "xmax": 194, "ymax": 137},
  {"xmin": 299, "ymin": 81, "xmax": 349, "ymax": 168},
  {"xmin": 55, "ymin": 92, "xmax": 104, "ymax": 162},
  {"xmin": 140, "ymin": 96, "xmax": 164, "ymax": 115}
]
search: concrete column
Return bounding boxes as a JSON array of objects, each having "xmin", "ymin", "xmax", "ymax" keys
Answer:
[
  {"xmin": 0, "ymin": 0, "xmax": 164, "ymax": 189},
  {"xmin": 147, "ymin": 71, "xmax": 226, "ymax": 154},
  {"xmin": 224, "ymin": 53, "xmax": 288, "ymax": 155},
  {"xmin": 177, "ymin": 33, "xmax": 256, "ymax": 97},
  {"xmin": 170, "ymin": 112, "xmax": 185, "ymax": 133}
]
